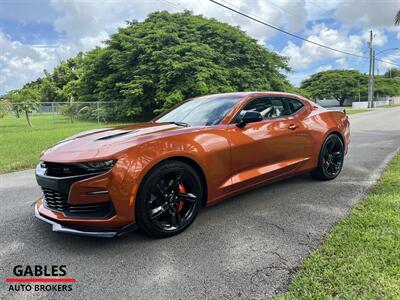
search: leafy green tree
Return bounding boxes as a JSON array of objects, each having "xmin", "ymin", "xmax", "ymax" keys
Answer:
[
  {"xmin": 77, "ymin": 11, "xmax": 292, "ymax": 120},
  {"xmin": 59, "ymin": 76, "xmax": 87, "ymax": 123},
  {"xmin": 1, "ymin": 11, "xmax": 293, "ymax": 121},
  {"xmin": 301, "ymin": 70, "xmax": 367, "ymax": 106},
  {"xmin": 384, "ymin": 68, "xmax": 400, "ymax": 79},
  {"xmin": 6, "ymin": 88, "xmax": 40, "ymax": 127},
  {"xmin": 395, "ymin": 10, "xmax": 400, "ymax": 25},
  {"xmin": 374, "ymin": 76, "xmax": 400, "ymax": 97},
  {"xmin": 37, "ymin": 54, "xmax": 84, "ymax": 102},
  {"xmin": 39, "ymin": 71, "xmax": 60, "ymax": 102},
  {"xmin": 59, "ymin": 102, "xmax": 88, "ymax": 123},
  {"xmin": 0, "ymin": 100, "xmax": 12, "ymax": 118}
]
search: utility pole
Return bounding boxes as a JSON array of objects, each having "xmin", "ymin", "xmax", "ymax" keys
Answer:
[
  {"xmin": 372, "ymin": 48, "xmax": 375, "ymax": 105},
  {"xmin": 367, "ymin": 30, "xmax": 374, "ymax": 108}
]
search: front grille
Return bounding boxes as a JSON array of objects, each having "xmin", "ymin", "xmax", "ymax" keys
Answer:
[
  {"xmin": 42, "ymin": 188, "xmax": 114, "ymax": 218},
  {"xmin": 43, "ymin": 162, "xmax": 96, "ymax": 177}
]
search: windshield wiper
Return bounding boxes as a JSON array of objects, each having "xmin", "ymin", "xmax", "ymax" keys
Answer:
[{"xmin": 167, "ymin": 121, "xmax": 190, "ymax": 127}]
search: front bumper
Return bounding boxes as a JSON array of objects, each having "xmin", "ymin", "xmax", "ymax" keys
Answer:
[
  {"xmin": 34, "ymin": 204, "xmax": 137, "ymax": 238},
  {"xmin": 34, "ymin": 161, "xmax": 138, "ymax": 235}
]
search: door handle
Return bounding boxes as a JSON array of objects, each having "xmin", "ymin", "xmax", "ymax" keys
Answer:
[{"xmin": 288, "ymin": 124, "xmax": 298, "ymax": 130}]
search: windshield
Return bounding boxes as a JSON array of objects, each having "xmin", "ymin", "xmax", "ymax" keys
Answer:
[{"xmin": 155, "ymin": 95, "xmax": 243, "ymax": 126}]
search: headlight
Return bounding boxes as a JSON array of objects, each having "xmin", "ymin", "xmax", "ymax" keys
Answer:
[{"xmin": 76, "ymin": 160, "xmax": 116, "ymax": 172}]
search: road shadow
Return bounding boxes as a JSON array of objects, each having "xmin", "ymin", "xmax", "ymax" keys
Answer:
[{"xmin": 22, "ymin": 172, "xmax": 315, "ymax": 249}]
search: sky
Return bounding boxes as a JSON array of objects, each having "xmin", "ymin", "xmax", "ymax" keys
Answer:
[{"xmin": 0, "ymin": 0, "xmax": 399, "ymax": 95}]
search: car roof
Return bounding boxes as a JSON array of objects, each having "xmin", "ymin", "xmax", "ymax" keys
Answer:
[{"xmin": 193, "ymin": 91, "xmax": 305, "ymax": 100}]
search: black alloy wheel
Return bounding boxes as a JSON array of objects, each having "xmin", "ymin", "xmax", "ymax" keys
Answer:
[
  {"xmin": 311, "ymin": 134, "xmax": 344, "ymax": 180},
  {"xmin": 135, "ymin": 160, "xmax": 203, "ymax": 238}
]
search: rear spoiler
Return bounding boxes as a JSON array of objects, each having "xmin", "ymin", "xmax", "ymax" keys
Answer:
[{"xmin": 326, "ymin": 107, "xmax": 346, "ymax": 115}]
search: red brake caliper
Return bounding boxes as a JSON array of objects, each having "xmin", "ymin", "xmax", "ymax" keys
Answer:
[{"xmin": 178, "ymin": 184, "xmax": 185, "ymax": 212}]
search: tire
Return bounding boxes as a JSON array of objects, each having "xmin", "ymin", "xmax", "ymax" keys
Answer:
[
  {"xmin": 311, "ymin": 134, "xmax": 344, "ymax": 180},
  {"xmin": 135, "ymin": 160, "xmax": 203, "ymax": 238}
]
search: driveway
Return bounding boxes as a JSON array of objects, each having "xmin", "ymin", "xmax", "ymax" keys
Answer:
[{"xmin": 1, "ymin": 107, "xmax": 399, "ymax": 299}]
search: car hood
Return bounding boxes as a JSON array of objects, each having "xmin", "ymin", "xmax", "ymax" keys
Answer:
[{"xmin": 40, "ymin": 122, "xmax": 190, "ymax": 163}]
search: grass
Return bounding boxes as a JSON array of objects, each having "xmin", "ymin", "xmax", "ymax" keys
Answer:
[
  {"xmin": 0, "ymin": 107, "xmax": 388, "ymax": 173},
  {"xmin": 346, "ymin": 109, "xmax": 370, "ymax": 115},
  {"xmin": 277, "ymin": 153, "xmax": 400, "ymax": 299},
  {"xmin": 377, "ymin": 104, "xmax": 400, "ymax": 108},
  {"xmin": 327, "ymin": 107, "xmax": 370, "ymax": 115},
  {"xmin": 0, "ymin": 114, "xmax": 122, "ymax": 174}
]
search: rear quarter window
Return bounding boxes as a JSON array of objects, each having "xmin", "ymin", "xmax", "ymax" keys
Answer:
[{"xmin": 286, "ymin": 99, "xmax": 304, "ymax": 114}]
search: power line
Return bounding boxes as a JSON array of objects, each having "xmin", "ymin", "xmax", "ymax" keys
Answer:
[
  {"xmin": 209, "ymin": 0, "xmax": 400, "ymax": 67},
  {"xmin": 219, "ymin": 0, "xmax": 365, "ymax": 54},
  {"xmin": 160, "ymin": 0, "xmax": 400, "ymax": 68},
  {"xmin": 209, "ymin": 0, "xmax": 364, "ymax": 58},
  {"xmin": 375, "ymin": 56, "xmax": 400, "ymax": 67},
  {"xmin": 265, "ymin": 0, "xmax": 304, "ymax": 22}
]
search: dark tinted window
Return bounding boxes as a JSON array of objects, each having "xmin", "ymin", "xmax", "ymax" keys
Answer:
[
  {"xmin": 155, "ymin": 95, "xmax": 242, "ymax": 126},
  {"xmin": 241, "ymin": 98, "xmax": 269, "ymax": 112},
  {"xmin": 286, "ymin": 98, "xmax": 304, "ymax": 114},
  {"xmin": 235, "ymin": 97, "xmax": 290, "ymax": 121}
]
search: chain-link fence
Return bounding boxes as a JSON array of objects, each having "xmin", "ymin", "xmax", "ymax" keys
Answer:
[{"xmin": 7, "ymin": 101, "xmax": 152, "ymax": 127}]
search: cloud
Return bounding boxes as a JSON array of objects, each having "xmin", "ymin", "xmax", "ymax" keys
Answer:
[
  {"xmin": 281, "ymin": 23, "xmax": 364, "ymax": 70},
  {"xmin": 285, "ymin": 70, "xmax": 313, "ymax": 87},
  {"xmin": 376, "ymin": 52, "xmax": 400, "ymax": 73},
  {"xmin": 304, "ymin": 0, "xmax": 341, "ymax": 21},
  {"xmin": 0, "ymin": 0, "xmax": 58, "ymax": 23},
  {"xmin": 50, "ymin": 0, "xmax": 146, "ymax": 41},
  {"xmin": 1, "ymin": 0, "xmax": 312, "ymax": 94},
  {"xmin": 78, "ymin": 31, "xmax": 109, "ymax": 51},
  {"xmin": 362, "ymin": 29, "xmax": 387, "ymax": 47},
  {"xmin": 286, "ymin": 63, "xmax": 333, "ymax": 87},
  {"xmin": 334, "ymin": 0, "xmax": 400, "ymax": 29},
  {"xmin": 316, "ymin": 64, "xmax": 333, "ymax": 72},
  {"xmin": 50, "ymin": 0, "xmax": 308, "ymax": 43},
  {"xmin": 0, "ymin": 31, "xmax": 78, "ymax": 94},
  {"xmin": 0, "ymin": 0, "xmax": 399, "ymax": 94}
]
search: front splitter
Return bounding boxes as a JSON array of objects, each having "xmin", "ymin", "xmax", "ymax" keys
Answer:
[{"xmin": 34, "ymin": 205, "xmax": 137, "ymax": 238}]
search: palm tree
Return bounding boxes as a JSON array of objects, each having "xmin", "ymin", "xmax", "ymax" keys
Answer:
[{"xmin": 396, "ymin": 10, "xmax": 400, "ymax": 25}]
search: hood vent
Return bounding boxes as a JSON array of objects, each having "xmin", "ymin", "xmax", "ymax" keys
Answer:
[{"xmin": 96, "ymin": 130, "xmax": 137, "ymax": 141}]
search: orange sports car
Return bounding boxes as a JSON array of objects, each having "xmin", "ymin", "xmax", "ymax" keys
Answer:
[{"xmin": 35, "ymin": 92, "xmax": 350, "ymax": 238}]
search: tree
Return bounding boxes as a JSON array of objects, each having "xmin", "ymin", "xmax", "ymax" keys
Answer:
[
  {"xmin": 77, "ymin": 11, "xmax": 292, "ymax": 120},
  {"xmin": 5, "ymin": 87, "xmax": 40, "ymax": 127},
  {"xmin": 36, "ymin": 54, "xmax": 84, "ymax": 102},
  {"xmin": 300, "ymin": 70, "xmax": 367, "ymax": 106},
  {"xmin": 395, "ymin": 10, "xmax": 400, "ymax": 25},
  {"xmin": 0, "ymin": 100, "xmax": 12, "ymax": 118},
  {"xmin": 39, "ymin": 71, "xmax": 60, "ymax": 102},
  {"xmin": 374, "ymin": 76, "xmax": 400, "ymax": 97},
  {"xmin": 59, "ymin": 102, "xmax": 88, "ymax": 123},
  {"xmin": 2, "ymin": 11, "xmax": 293, "ymax": 121},
  {"xmin": 383, "ymin": 68, "xmax": 400, "ymax": 78}
]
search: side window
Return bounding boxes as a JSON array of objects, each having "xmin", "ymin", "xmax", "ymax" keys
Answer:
[
  {"xmin": 235, "ymin": 97, "xmax": 294, "ymax": 122},
  {"xmin": 243, "ymin": 97, "xmax": 272, "ymax": 113},
  {"xmin": 285, "ymin": 98, "xmax": 304, "ymax": 114},
  {"xmin": 235, "ymin": 97, "xmax": 272, "ymax": 122},
  {"xmin": 268, "ymin": 97, "xmax": 289, "ymax": 118}
]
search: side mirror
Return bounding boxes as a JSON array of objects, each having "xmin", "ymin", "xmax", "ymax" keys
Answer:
[{"xmin": 236, "ymin": 110, "xmax": 263, "ymax": 128}]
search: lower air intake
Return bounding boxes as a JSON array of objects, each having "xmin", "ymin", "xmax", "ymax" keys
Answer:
[{"xmin": 42, "ymin": 188, "xmax": 114, "ymax": 218}]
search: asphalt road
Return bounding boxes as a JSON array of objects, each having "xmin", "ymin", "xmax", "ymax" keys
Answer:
[{"xmin": 1, "ymin": 107, "xmax": 399, "ymax": 300}]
